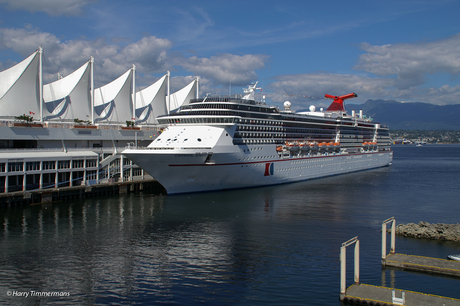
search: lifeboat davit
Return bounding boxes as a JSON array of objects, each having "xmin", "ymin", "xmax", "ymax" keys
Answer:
[
  {"xmin": 286, "ymin": 141, "xmax": 299, "ymax": 151},
  {"xmin": 309, "ymin": 142, "xmax": 318, "ymax": 151},
  {"xmin": 299, "ymin": 142, "xmax": 309, "ymax": 150}
]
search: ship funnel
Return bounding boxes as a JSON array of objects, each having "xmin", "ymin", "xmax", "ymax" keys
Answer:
[{"xmin": 324, "ymin": 93, "xmax": 357, "ymax": 112}]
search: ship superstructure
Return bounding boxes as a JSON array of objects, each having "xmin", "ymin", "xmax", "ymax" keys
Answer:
[{"xmin": 123, "ymin": 85, "xmax": 393, "ymax": 194}]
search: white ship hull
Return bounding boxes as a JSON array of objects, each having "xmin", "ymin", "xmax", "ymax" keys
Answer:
[
  {"xmin": 123, "ymin": 87, "xmax": 394, "ymax": 195},
  {"xmin": 124, "ymin": 146, "xmax": 393, "ymax": 194}
]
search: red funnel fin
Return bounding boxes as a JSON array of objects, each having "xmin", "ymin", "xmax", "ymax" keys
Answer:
[{"xmin": 325, "ymin": 93, "xmax": 357, "ymax": 111}]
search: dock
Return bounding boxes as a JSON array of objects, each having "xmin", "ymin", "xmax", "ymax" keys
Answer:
[
  {"xmin": 0, "ymin": 179, "xmax": 166, "ymax": 207},
  {"xmin": 344, "ymin": 284, "xmax": 460, "ymax": 306},
  {"xmin": 384, "ymin": 253, "xmax": 460, "ymax": 277},
  {"xmin": 340, "ymin": 217, "xmax": 460, "ymax": 305}
]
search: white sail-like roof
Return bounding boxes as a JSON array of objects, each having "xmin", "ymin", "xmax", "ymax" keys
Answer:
[
  {"xmin": 0, "ymin": 50, "xmax": 40, "ymax": 118},
  {"xmin": 135, "ymin": 74, "xmax": 167, "ymax": 124},
  {"xmin": 94, "ymin": 69, "xmax": 133, "ymax": 123},
  {"xmin": 42, "ymin": 61, "xmax": 91, "ymax": 121},
  {"xmin": 167, "ymin": 78, "xmax": 198, "ymax": 113}
]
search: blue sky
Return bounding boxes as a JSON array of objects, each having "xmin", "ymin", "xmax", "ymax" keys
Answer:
[{"xmin": 1, "ymin": 0, "xmax": 460, "ymax": 108}]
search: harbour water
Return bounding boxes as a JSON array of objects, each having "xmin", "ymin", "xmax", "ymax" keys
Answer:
[{"xmin": 1, "ymin": 145, "xmax": 460, "ymax": 305}]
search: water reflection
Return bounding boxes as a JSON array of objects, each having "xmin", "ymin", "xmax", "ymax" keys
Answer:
[
  {"xmin": 3, "ymin": 216, "xmax": 7, "ymax": 237},
  {"xmin": 1, "ymin": 151, "xmax": 460, "ymax": 305},
  {"xmin": 1, "ymin": 182, "xmax": 360, "ymax": 304}
]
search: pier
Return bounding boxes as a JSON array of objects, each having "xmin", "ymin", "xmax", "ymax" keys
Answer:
[
  {"xmin": 340, "ymin": 217, "xmax": 460, "ymax": 305},
  {"xmin": 344, "ymin": 284, "xmax": 460, "ymax": 306},
  {"xmin": 384, "ymin": 253, "xmax": 460, "ymax": 277},
  {"xmin": 381, "ymin": 217, "xmax": 460, "ymax": 277},
  {"xmin": 0, "ymin": 179, "xmax": 166, "ymax": 207}
]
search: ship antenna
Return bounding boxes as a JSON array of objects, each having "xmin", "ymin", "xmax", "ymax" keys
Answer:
[{"xmin": 242, "ymin": 82, "xmax": 261, "ymax": 100}]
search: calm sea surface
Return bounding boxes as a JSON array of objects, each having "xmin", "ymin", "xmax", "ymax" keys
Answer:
[{"xmin": 1, "ymin": 145, "xmax": 460, "ymax": 305}]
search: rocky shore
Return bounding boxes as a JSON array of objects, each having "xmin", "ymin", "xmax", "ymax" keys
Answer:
[{"xmin": 395, "ymin": 222, "xmax": 460, "ymax": 242}]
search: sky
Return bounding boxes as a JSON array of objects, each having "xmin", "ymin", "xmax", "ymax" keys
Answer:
[{"xmin": 1, "ymin": 0, "xmax": 460, "ymax": 109}]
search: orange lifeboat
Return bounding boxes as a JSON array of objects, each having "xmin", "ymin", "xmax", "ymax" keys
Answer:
[
  {"xmin": 299, "ymin": 142, "xmax": 309, "ymax": 150},
  {"xmin": 286, "ymin": 141, "xmax": 299, "ymax": 150}
]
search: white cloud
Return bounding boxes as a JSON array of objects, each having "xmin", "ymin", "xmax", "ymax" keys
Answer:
[
  {"xmin": 180, "ymin": 53, "xmax": 269, "ymax": 86},
  {"xmin": 169, "ymin": 75, "xmax": 202, "ymax": 93},
  {"xmin": 0, "ymin": 26, "xmax": 61, "ymax": 55},
  {"xmin": 0, "ymin": 0, "xmax": 96, "ymax": 16},
  {"xmin": 119, "ymin": 36, "xmax": 172, "ymax": 72},
  {"xmin": 0, "ymin": 27, "xmax": 174, "ymax": 85},
  {"xmin": 266, "ymin": 69, "xmax": 460, "ymax": 107},
  {"xmin": 425, "ymin": 84, "xmax": 460, "ymax": 105},
  {"xmin": 268, "ymin": 73, "xmax": 394, "ymax": 107},
  {"xmin": 0, "ymin": 26, "xmax": 268, "ymax": 92},
  {"xmin": 355, "ymin": 34, "xmax": 460, "ymax": 89},
  {"xmin": 391, "ymin": 84, "xmax": 460, "ymax": 105}
]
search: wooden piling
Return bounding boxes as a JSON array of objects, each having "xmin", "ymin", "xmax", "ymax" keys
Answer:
[{"xmin": 0, "ymin": 179, "xmax": 166, "ymax": 207}]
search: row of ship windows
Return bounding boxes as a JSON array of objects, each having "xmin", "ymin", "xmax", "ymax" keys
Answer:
[
  {"xmin": 233, "ymin": 132, "xmax": 382, "ymax": 140},
  {"xmin": 159, "ymin": 117, "xmax": 238, "ymax": 124},
  {"xmin": 232, "ymin": 139, "xmax": 390, "ymax": 146},
  {"xmin": 161, "ymin": 116, "xmax": 324, "ymax": 126},
  {"xmin": 237, "ymin": 126, "xmax": 338, "ymax": 133},
  {"xmin": 239, "ymin": 155, "xmax": 278, "ymax": 161},
  {"xmin": 161, "ymin": 112, "xmax": 387, "ymax": 138},
  {"xmin": 234, "ymin": 131, "xmax": 389, "ymax": 139},
  {"xmin": 278, "ymin": 158, "xmax": 370, "ymax": 172},
  {"xmin": 182, "ymin": 109, "xmax": 353, "ymax": 126},
  {"xmin": 184, "ymin": 102, "xmax": 274, "ymax": 113},
  {"xmin": 0, "ymin": 159, "xmax": 98, "ymax": 172},
  {"xmin": 238, "ymin": 155, "xmax": 357, "ymax": 162},
  {"xmin": 166, "ymin": 111, "xmax": 380, "ymax": 131},
  {"xmin": 238, "ymin": 158, "xmax": 366, "ymax": 170},
  {"xmin": 235, "ymin": 132, "xmax": 335, "ymax": 137},
  {"xmin": 237, "ymin": 125, "xmax": 381, "ymax": 136}
]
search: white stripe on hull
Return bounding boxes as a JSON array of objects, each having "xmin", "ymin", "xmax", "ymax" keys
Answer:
[{"xmin": 125, "ymin": 149, "xmax": 393, "ymax": 195}]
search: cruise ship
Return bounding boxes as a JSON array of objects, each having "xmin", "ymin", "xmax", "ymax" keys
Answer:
[{"xmin": 123, "ymin": 84, "xmax": 393, "ymax": 194}]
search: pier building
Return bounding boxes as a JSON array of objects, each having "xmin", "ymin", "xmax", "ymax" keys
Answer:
[{"xmin": 0, "ymin": 47, "xmax": 199, "ymax": 194}]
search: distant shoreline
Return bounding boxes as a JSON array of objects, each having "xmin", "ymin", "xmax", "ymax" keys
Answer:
[{"xmin": 390, "ymin": 130, "xmax": 460, "ymax": 144}]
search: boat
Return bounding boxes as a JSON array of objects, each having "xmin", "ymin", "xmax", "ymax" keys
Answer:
[
  {"xmin": 447, "ymin": 254, "xmax": 460, "ymax": 261},
  {"xmin": 123, "ymin": 85, "xmax": 393, "ymax": 195}
]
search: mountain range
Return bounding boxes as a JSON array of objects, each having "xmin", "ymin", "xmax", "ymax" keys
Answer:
[{"xmin": 345, "ymin": 100, "xmax": 460, "ymax": 130}]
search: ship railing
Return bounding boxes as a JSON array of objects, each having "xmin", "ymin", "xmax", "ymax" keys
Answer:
[
  {"xmin": 189, "ymin": 96, "xmax": 267, "ymax": 106},
  {"xmin": 0, "ymin": 146, "xmax": 125, "ymax": 153}
]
